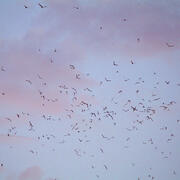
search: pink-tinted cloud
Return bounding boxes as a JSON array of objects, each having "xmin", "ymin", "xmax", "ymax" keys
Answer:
[
  {"xmin": 0, "ymin": 34, "xmax": 97, "ymax": 118},
  {"xmin": 31, "ymin": 0, "xmax": 180, "ymax": 58},
  {"xmin": 1, "ymin": 0, "xmax": 180, "ymax": 66},
  {"xmin": 18, "ymin": 166, "xmax": 43, "ymax": 180},
  {"xmin": 0, "ymin": 135, "xmax": 34, "ymax": 145}
]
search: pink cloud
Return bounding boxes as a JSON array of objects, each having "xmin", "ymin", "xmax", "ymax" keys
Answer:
[
  {"xmin": 1, "ymin": 0, "xmax": 180, "ymax": 67},
  {"xmin": 0, "ymin": 135, "xmax": 34, "ymax": 145},
  {"xmin": 18, "ymin": 166, "xmax": 43, "ymax": 180},
  {"xmin": 0, "ymin": 35, "xmax": 97, "ymax": 118},
  {"xmin": 34, "ymin": 0, "xmax": 180, "ymax": 58}
]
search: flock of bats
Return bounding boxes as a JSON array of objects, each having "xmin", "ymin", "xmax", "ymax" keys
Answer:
[
  {"xmin": 1, "ymin": 55, "xmax": 179, "ymax": 179},
  {"xmin": 0, "ymin": 2, "xmax": 178, "ymax": 180}
]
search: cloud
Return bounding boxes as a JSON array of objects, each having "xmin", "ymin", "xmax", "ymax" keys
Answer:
[
  {"xmin": 0, "ymin": 135, "xmax": 34, "ymax": 145},
  {"xmin": 0, "ymin": 35, "xmax": 97, "ymax": 117},
  {"xmin": 37, "ymin": 0, "xmax": 180, "ymax": 58},
  {"xmin": 1, "ymin": 0, "xmax": 180, "ymax": 63},
  {"xmin": 18, "ymin": 166, "xmax": 43, "ymax": 180}
]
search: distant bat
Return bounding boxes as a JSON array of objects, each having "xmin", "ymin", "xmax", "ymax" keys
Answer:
[
  {"xmin": 38, "ymin": 3, "xmax": 47, "ymax": 8},
  {"xmin": 166, "ymin": 42, "xmax": 174, "ymax": 47},
  {"xmin": 113, "ymin": 61, "xmax": 118, "ymax": 66}
]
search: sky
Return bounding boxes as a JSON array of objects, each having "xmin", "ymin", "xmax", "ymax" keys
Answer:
[{"xmin": 0, "ymin": 0, "xmax": 180, "ymax": 179}]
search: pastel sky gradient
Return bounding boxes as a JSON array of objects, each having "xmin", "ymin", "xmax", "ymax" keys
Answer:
[{"xmin": 0, "ymin": 0, "xmax": 180, "ymax": 180}]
